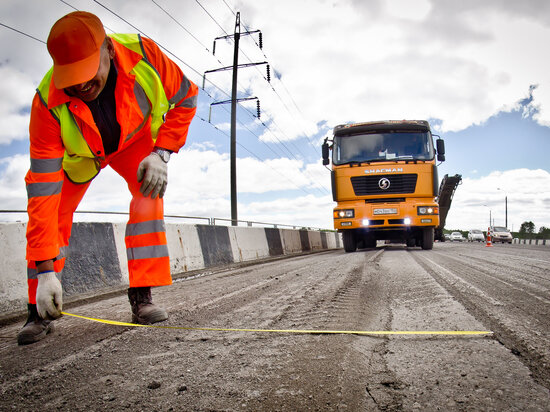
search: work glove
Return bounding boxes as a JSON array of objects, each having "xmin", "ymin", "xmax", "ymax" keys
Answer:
[
  {"xmin": 137, "ymin": 152, "xmax": 168, "ymax": 199},
  {"xmin": 36, "ymin": 271, "xmax": 63, "ymax": 320}
]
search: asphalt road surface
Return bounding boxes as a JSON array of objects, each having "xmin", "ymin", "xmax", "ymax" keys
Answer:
[{"xmin": 1, "ymin": 242, "xmax": 549, "ymax": 411}]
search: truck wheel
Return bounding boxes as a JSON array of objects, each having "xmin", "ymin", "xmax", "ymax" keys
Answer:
[
  {"xmin": 406, "ymin": 238, "xmax": 416, "ymax": 247},
  {"xmin": 343, "ymin": 230, "xmax": 357, "ymax": 253},
  {"xmin": 421, "ymin": 228, "xmax": 434, "ymax": 250}
]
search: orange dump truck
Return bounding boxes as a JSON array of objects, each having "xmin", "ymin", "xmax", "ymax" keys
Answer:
[{"xmin": 322, "ymin": 120, "xmax": 446, "ymax": 252}]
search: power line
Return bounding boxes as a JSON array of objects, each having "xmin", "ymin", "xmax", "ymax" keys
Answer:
[
  {"xmin": 197, "ymin": 116, "xmax": 318, "ymax": 197},
  {"xmin": 92, "ymin": 0, "xmax": 202, "ymax": 78},
  {"xmin": 202, "ymin": 12, "xmax": 330, "ymax": 197},
  {"xmin": 203, "ymin": 5, "xmax": 322, "ymax": 160},
  {"xmin": 146, "ymin": 0, "xmax": 314, "ymax": 170},
  {"xmin": 151, "ymin": 0, "xmax": 212, "ymax": 55},
  {"xmin": 221, "ymin": 0, "xmax": 236, "ymax": 17},
  {"xmin": 90, "ymin": 0, "xmax": 292, "ymax": 168},
  {"xmin": 59, "ymin": 0, "xmax": 118, "ymax": 33},
  {"xmin": 0, "ymin": 22, "xmax": 45, "ymax": 44},
  {"xmin": 236, "ymin": 13, "xmax": 323, "ymax": 158},
  {"xmin": 195, "ymin": 0, "xmax": 229, "ymax": 36},
  {"xmin": 186, "ymin": 4, "xmax": 329, "ymax": 196}
]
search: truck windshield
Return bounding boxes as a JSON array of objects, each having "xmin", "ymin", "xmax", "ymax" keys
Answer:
[{"xmin": 332, "ymin": 132, "xmax": 434, "ymax": 165}]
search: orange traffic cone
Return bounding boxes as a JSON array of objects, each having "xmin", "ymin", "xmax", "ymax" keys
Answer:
[{"xmin": 485, "ymin": 227, "xmax": 493, "ymax": 247}]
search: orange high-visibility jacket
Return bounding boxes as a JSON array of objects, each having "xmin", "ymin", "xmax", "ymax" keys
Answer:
[{"xmin": 25, "ymin": 34, "xmax": 198, "ymax": 262}]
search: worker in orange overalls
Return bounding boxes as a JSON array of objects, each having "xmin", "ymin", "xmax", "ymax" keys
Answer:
[{"xmin": 18, "ymin": 11, "xmax": 198, "ymax": 345}]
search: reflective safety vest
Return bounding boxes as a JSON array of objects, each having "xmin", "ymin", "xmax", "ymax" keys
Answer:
[{"xmin": 36, "ymin": 33, "xmax": 171, "ymax": 184}]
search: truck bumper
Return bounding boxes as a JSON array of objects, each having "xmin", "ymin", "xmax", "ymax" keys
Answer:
[{"xmin": 333, "ymin": 200, "xmax": 439, "ymax": 231}]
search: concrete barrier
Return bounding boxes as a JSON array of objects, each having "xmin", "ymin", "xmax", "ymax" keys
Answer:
[
  {"xmin": 0, "ymin": 222, "xmax": 341, "ymax": 319},
  {"xmin": 512, "ymin": 238, "xmax": 549, "ymax": 246}
]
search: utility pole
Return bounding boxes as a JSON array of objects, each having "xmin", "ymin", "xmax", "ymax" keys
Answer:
[
  {"xmin": 497, "ymin": 188, "xmax": 508, "ymax": 229},
  {"xmin": 203, "ymin": 12, "xmax": 268, "ymax": 226},
  {"xmin": 230, "ymin": 14, "xmax": 240, "ymax": 226}
]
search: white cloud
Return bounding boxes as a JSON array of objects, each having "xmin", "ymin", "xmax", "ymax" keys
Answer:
[
  {"xmin": 0, "ymin": 154, "xmax": 29, "ymax": 209},
  {"xmin": 0, "ymin": 66, "xmax": 36, "ymax": 144},
  {"xmin": 445, "ymin": 169, "xmax": 550, "ymax": 231},
  {"xmin": 234, "ymin": 0, "xmax": 550, "ymax": 135}
]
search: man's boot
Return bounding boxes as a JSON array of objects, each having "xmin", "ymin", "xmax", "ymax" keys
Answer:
[
  {"xmin": 17, "ymin": 303, "xmax": 55, "ymax": 345},
  {"xmin": 128, "ymin": 287, "xmax": 168, "ymax": 324}
]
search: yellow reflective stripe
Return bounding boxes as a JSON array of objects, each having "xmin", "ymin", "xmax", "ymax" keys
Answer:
[
  {"xmin": 36, "ymin": 70, "xmax": 61, "ymax": 125},
  {"xmin": 109, "ymin": 33, "xmax": 143, "ymax": 56}
]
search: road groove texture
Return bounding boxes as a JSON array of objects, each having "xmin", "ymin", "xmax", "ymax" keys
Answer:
[{"xmin": 1, "ymin": 243, "xmax": 548, "ymax": 411}]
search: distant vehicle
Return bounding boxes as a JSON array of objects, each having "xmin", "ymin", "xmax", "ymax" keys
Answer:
[
  {"xmin": 490, "ymin": 226, "xmax": 513, "ymax": 244},
  {"xmin": 444, "ymin": 233, "xmax": 451, "ymax": 241},
  {"xmin": 468, "ymin": 229, "xmax": 485, "ymax": 242},
  {"xmin": 450, "ymin": 232, "xmax": 465, "ymax": 242}
]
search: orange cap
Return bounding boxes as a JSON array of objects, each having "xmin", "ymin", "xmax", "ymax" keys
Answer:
[{"xmin": 47, "ymin": 11, "xmax": 106, "ymax": 89}]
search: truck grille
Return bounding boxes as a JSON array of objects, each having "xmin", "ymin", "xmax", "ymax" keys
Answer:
[
  {"xmin": 350, "ymin": 174, "xmax": 418, "ymax": 196},
  {"xmin": 365, "ymin": 197, "xmax": 406, "ymax": 204}
]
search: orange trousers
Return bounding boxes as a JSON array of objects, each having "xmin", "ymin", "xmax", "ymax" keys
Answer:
[{"xmin": 27, "ymin": 135, "xmax": 172, "ymax": 304}]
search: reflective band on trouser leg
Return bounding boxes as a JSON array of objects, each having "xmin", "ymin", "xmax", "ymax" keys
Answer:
[{"xmin": 125, "ymin": 197, "xmax": 171, "ymax": 287}]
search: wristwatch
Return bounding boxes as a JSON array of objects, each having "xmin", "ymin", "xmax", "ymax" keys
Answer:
[{"xmin": 153, "ymin": 147, "xmax": 171, "ymax": 163}]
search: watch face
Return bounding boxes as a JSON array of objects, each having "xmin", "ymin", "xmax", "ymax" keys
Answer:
[{"xmin": 155, "ymin": 149, "xmax": 170, "ymax": 162}]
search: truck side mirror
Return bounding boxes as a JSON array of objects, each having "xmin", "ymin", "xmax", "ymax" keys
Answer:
[
  {"xmin": 436, "ymin": 138, "xmax": 445, "ymax": 162},
  {"xmin": 322, "ymin": 140, "xmax": 330, "ymax": 165}
]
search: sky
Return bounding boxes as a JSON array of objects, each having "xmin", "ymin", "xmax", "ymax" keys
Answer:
[{"xmin": 0, "ymin": 0, "xmax": 549, "ymax": 233}]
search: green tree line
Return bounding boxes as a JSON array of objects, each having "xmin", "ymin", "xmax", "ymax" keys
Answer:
[{"xmin": 516, "ymin": 221, "xmax": 550, "ymax": 239}]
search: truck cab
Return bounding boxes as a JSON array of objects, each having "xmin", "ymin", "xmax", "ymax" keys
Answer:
[{"xmin": 322, "ymin": 120, "xmax": 445, "ymax": 252}]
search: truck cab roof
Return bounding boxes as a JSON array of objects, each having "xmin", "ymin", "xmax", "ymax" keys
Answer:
[{"xmin": 333, "ymin": 120, "xmax": 431, "ymax": 136}]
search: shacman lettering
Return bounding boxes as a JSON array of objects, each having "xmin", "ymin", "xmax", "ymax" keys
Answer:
[{"xmin": 364, "ymin": 168, "xmax": 403, "ymax": 174}]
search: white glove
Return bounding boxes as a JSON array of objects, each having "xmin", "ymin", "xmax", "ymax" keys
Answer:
[
  {"xmin": 36, "ymin": 271, "xmax": 63, "ymax": 319},
  {"xmin": 137, "ymin": 153, "xmax": 168, "ymax": 199}
]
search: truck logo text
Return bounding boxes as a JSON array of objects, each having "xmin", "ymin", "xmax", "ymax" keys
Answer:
[{"xmin": 364, "ymin": 168, "xmax": 403, "ymax": 174}]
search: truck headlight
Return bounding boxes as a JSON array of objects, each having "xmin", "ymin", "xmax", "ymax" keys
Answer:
[
  {"xmin": 404, "ymin": 217, "xmax": 412, "ymax": 225},
  {"xmin": 418, "ymin": 206, "xmax": 438, "ymax": 215},
  {"xmin": 334, "ymin": 209, "xmax": 354, "ymax": 219},
  {"xmin": 362, "ymin": 219, "xmax": 370, "ymax": 226}
]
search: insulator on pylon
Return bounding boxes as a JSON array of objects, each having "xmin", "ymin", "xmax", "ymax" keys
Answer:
[
  {"xmin": 259, "ymin": 32, "xmax": 263, "ymax": 49},
  {"xmin": 256, "ymin": 100, "xmax": 261, "ymax": 119},
  {"xmin": 266, "ymin": 64, "xmax": 271, "ymax": 82}
]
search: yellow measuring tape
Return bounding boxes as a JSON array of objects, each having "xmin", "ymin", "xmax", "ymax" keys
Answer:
[{"xmin": 61, "ymin": 312, "xmax": 493, "ymax": 336}]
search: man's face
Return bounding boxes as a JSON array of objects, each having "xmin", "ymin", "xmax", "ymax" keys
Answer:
[{"xmin": 64, "ymin": 38, "xmax": 114, "ymax": 102}]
